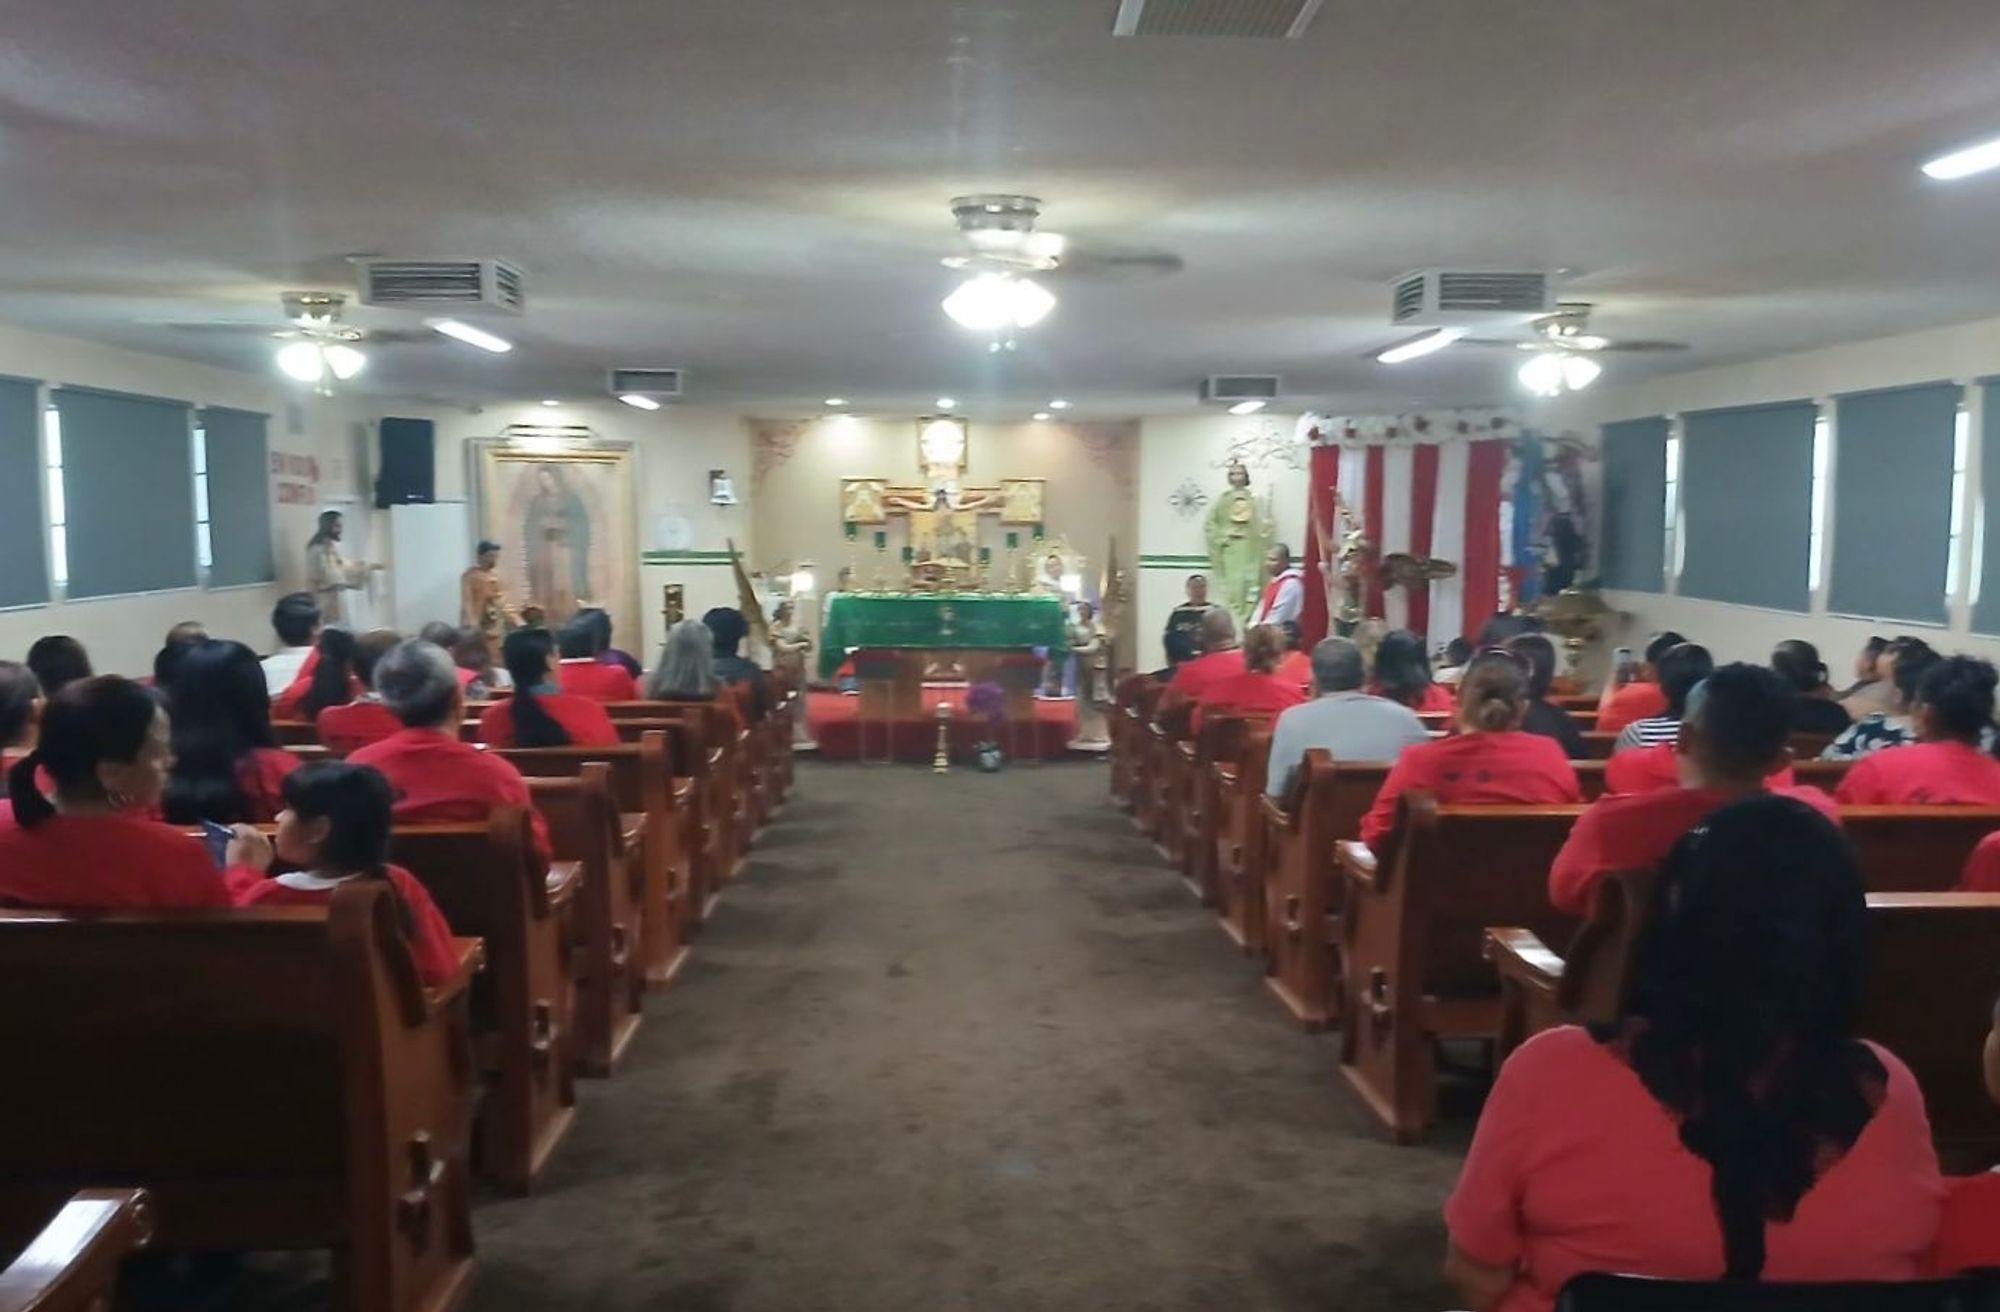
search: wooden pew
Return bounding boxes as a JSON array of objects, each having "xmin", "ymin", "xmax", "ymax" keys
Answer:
[
  {"xmin": 1109, "ymin": 673, "xmax": 1153, "ymax": 806},
  {"xmin": 1212, "ymin": 723, "xmax": 1273, "ymax": 952},
  {"xmin": 526, "ymin": 766, "xmax": 645, "ymax": 1077},
  {"xmin": 1337, "ymin": 795, "xmax": 1584, "ymax": 1142},
  {"xmin": 0, "ymin": 1189, "xmax": 153, "ymax": 1312},
  {"xmin": 1570, "ymin": 758, "xmax": 1852, "ymax": 801},
  {"xmin": 273, "ymin": 719, "xmax": 318, "ymax": 748},
  {"xmin": 1491, "ymin": 878, "xmax": 2000, "ymax": 1167},
  {"xmin": 390, "ymin": 809, "xmax": 577, "ymax": 1194},
  {"xmin": 1578, "ymin": 729, "xmax": 1837, "ymax": 761},
  {"xmin": 622, "ymin": 708, "xmax": 740, "ymax": 897},
  {"xmin": 1843, "ymin": 806, "xmax": 2000, "ymax": 892},
  {"xmin": 1183, "ymin": 713, "xmax": 1270, "ymax": 904},
  {"xmin": 1125, "ymin": 681, "xmax": 1166, "ymax": 825},
  {"xmin": 496, "ymin": 732, "xmax": 691, "ymax": 987},
  {"xmin": 0, "ymin": 887, "xmax": 480, "ymax": 1312},
  {"xmin": 1149, "ymin": 701, "xmax": 1194, "ymax": 863}
]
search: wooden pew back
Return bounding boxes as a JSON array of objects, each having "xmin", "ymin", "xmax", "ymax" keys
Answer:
[
  {"xmin": 1844, "ymin": 807, "xmax": 2000, "ymax": 892},
  {"xmin": 526, "ymin": 765, "xmax": 644, "ymax": 1076},
  {"xmin": 0, "ymin": 1189, "xmax": 154, "ymax": 1312}
]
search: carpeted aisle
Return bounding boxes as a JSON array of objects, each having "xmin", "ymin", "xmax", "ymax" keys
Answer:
[{"xmin": 466, "ymin": 759, "xmax": 1466, "ymax": 1311}]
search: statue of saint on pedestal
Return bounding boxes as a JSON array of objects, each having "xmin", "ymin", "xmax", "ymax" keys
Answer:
[{"xmin": 1203, "ymin": 462, "xmax": 1272, "ymax": 625}]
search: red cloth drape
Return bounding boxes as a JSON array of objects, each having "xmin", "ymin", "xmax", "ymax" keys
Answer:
[
  {"xmin": 1299, "ymin": 443, "xmax": 1340, "ymax": 649},
  {"xmin": 1461, "ymin": 439, "xmax": 1508, "ymax": 642},
  {"xmin": 1407, "ymin": 444, "xmax": 1441, "ymax": 639}
]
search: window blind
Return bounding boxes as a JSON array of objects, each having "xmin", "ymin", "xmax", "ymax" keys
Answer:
[
  {"xmin": 1597, "ymin": 416, "xmax": 1669, "ymax": 593},
  {"xmin": 0, "ymin": 377, "xmax": 49, "ymax": 609},
  {"xmin": 200, "ymin": 406, "xmax": 274, "ymax": 588},
  {"xmin": 1678, "ymin": 400, "xmax": 1817, "ymax": 612},
  {"xmin": 1828, "ymin": 382, "xmax": 1961, "ymax": 624},
  {"xmin": 53, "ymin": 387, "xmax": 197, "ymax": 600},
  {"xmin": 1974, "ymin": 379, "xmax": 2000, "ymax": 635}
]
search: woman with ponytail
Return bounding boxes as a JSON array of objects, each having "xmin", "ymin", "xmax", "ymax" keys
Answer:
[
  {"xmin": 0, "ymin": 676, "xmax": 270, "ymax": 908},
  {"xmin": 476, "ymin": 628, "xmax": 618, "ymax": 748},
  {"xmin": 1446, "ymin": 797, "xmax": 1940, "ymax": 1310},
  {"xmin": 281, "ymin": 627, "xmax": 362, "ymax": 722},
  {"xmin": 232, "ymin": 760, "xmax": 462, "ymax": 985},
  {"xmin": 1359, "ymin": 650, "xmax": 1580, "ymax": 847},
  {"xmin": 1836, "ymin": 655, "xmax": 2000, "ymax": 805}
]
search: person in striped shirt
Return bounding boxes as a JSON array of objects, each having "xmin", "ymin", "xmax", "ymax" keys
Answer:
[{"xmin": 1612, "ymin": 642, "xmax": 1714, "ymax": 753}]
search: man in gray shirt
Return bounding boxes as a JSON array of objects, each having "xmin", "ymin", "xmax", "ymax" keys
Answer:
[{"xmin": 1265, "ymin": 636, "xmax": 1431, "ymax": 797}]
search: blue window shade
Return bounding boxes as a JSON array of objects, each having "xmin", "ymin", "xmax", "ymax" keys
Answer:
[
  {"xmin": 0, "ymin": 377, "xmax": 48, "ymax": 609},
  {"xmin": 1829, "ymin": 382, "xmax": 1960, "ymax": 624},
  {"xmin": 1678, "ymin": 401, "xmax": 1816, "ymax": 612},
  {"xmin": 54, "ymin": 387, "xmax": 196, "ymax": 600},
  {"xmin": 1975, "ymin": 380, "xmax": 2000, "ymax": 635},
  {"xmin": 1597, "ymin": 416, "xmax": 1669, "ymax": 592},
  {"xmin": 200, "ymin": 406, "xmax": 273, "ymax": 587}
]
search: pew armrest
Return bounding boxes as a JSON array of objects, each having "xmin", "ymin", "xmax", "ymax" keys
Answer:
[
  {"xmin": 1258, "ymin": 796, "xmax": 1290, "ymax": 831},
  {"xmin": 0, "ymin": 1188, "xmax": 154, "ymax": 1312},
  {"xmin": 545, "ymin": 861, "xmax": 583, "ymax": 910},
  {"xmin": 1336, "ymin": 840, "xmax": 1379, "ymax": 891},
  {"xmin": 424, "ymin": 938, "xmax": 486, "ymax": 1014},
  {"xmin": 1486, "ymin": 927, "xmax": 1564, "ymax": 994}
]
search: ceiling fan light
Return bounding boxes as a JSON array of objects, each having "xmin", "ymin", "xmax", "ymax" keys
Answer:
[
  {"xmin": 276, "ymin": 340, "xmax": 326, "ymax": 383},
  {"xmin": 1518, "ymin": 353, "xmax": 1567, "ymax": 398},
  {"xmin": 322, "ymin": 343, "xmax": 367, "ymax": 380},
  {"xmin": 1010, "ymin": 276, "xmax": 1056, "ymax": 327},
  {"xmin": 942, "ymin": 273, "xmax": 1013, "ymax": 331},
  {"xmin": 1560, "ymin": 353, "xmax": 1602, "ymax": 390}
]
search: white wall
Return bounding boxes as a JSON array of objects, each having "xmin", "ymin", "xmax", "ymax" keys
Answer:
[
  {"xmin": 1135, "ymin": 412, "xmax": 1309, "ymax": 669},
  {"xmin": 1535, "ymin": 313, "xmax": 2000, "ymax": 672}
]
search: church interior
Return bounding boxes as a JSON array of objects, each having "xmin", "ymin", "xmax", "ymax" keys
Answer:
[{"xmin": 8, "ymin": 2, "xmax": 2000, "ymax": 1309}]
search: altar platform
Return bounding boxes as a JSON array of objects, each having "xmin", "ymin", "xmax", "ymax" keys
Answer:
[{"xmin": 804, "ymin": 688, "xmax": 1080, "ymax": 763}]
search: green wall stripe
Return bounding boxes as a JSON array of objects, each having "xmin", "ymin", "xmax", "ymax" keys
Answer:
[
  {"xmin": 641, "ymin": 550, "xmax": 736, "ymax": 564},
  {"xmin": 1138, "ymin": 554, "xmax": 1211, "ymax": 568}
]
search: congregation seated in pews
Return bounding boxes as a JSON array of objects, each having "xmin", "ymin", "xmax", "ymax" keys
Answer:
[{"xmin": 0, "ymin": 604, "xmax": 796, "ymax": 1304}]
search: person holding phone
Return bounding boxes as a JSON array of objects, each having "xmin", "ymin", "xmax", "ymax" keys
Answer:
[
  {"xmin": 0, "ymin": 676, "xmax": 271, "ymax": 909},
  {"xmin": 1596, "ymin": 630, "xmax": 1686, "ymax": 735}
]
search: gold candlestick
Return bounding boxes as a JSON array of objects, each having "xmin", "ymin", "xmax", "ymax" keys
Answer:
[{"xmin": 932, "ymin": 701, "xmax": 952, "ymax": 774}]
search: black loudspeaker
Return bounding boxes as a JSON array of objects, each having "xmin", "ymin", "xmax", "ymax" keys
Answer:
[{"xmin": 375, "ymin": 417, "xmax": 436, "ymax": 508}]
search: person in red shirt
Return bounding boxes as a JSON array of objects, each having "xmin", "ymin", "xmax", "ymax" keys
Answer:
[
  {"xmin": 1929, "ymin": 996, "xmax": 2000, "ymax": 1274},
  {"xmin": 555, "ymin": 620, "xmax": 640, "ymax": 703},
  {"xmin": 1191, "ymin": 624, "xmax": 1307, "ymax": 732},
  {"xmin": 479, "ymin": 628, "xmax": 619, "ymax": 748},
  {"xmin": 1448, "ymin": 797, "xmax": 1941, "ymax": 1312},
  {"xmin": 0, "ymin": 660, "xmax": 40, "ymax": 779},
  {"xmin": 1552, "ymin": 663, "xmax": 1842, "ymax": 915},
  {"xmin": 277, "ymin": 627, "xmax": 366, "ymax": 723},
  {"xmin": 1368, "ymin": 627, "xmax": 1456, "ymax": 714},
  {"xmin": 233, "ymin": 760, "xmax": 463, "ymax": 987},
  {"xmin": 0, "ymin": 676, "xmax": 270, "ymax": 909},
  {"xmin": 159, "ymin": 640, "xmax": 302, "ymax": 825},
  {"xmin": 348, "ymin": 638, "xmax": 551, "ymax": 864},
  {"xmin": 1161, "ymin": 609, "xmax": 1242, "ymax": 711},
  {"xmin": 315, "ymin": 629, "xmax": 407, "ymax": 756},
  {"xmin": 1274, "ymin": 624, "xmax": 1312, "ymax": 696},
  {"xmin": 1360, "ymin": 651, "xmax": 1582, "ymax": 848},
  {"xmin": 1835, "ymin": 656, "xmax": 2000, "ymax": 806},
  {"xmin": 1596, "ymin": 630, "xmax": 1685, "ymax": 735}
]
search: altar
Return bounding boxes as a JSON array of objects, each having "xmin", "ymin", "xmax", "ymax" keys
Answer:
[{"xmin": 816, "ymin": 592, "xmax": 1069, "ymax": 679}]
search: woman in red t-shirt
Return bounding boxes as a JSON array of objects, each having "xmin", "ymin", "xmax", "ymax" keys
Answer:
[
  {"xmin": 1447, "ymin": 797, "xmax": 1940, "ymax": 1312},
  {"xmin": 277, "ymin": 627, "xmax": 362, "ymax": 724},
  {"xmin": 1368, "ymin": 627, "xmax": 1456, "ymax": 714},
  {"xmin": 1360, "ymin": 651, "xmax": 1581, "ymax": 848},
  {"xmin": 315, "ymin": 629, "xmax": 407, "ymax": 756},
  {"xmin": 0, "ymin": 660, "xmax": 41, "ymax": 778},
  {"xmin": 0, "ymin": 676, "xmax": 270, "ymax": 909},
  {"xmin": 233, "ymin": 759, "xmax": 462, "ymax": 987},
  {"xmin": 479, "ymin": 628, "xmax": 619, "ymax": 748},
  {"xmin": 1835, "ymin": 656, "xmax": 2000, "ymax": 807},
  {"xmin": 159, "ymin": 639, "xmax": 302, "ymax": 824},
  {"xmin": 1191, "ymin": 624, "xmax": 1306, "ymax": 732}
]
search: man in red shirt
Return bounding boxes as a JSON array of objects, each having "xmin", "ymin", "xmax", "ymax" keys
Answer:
[
  {"xmin": 1551, "ymin": 662, "xmax": 1840, "ymax": 915},
  {"xmin": 1595, "ymin": 630, "xmax": 1684, "ymax": 735},
  {"xmin": 555, "ymin": 621, "xmax": 640, "ymax": 703},
  {"xmin": 348, "ymin": 638, "xmax": 552, "ymax": 865},
  {"xmin": 1161, "ymin": 608, "xmax": 1241, "ymax": 711}
]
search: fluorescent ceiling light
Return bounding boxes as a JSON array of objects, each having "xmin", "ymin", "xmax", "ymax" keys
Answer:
[
  {"xmin": 1376, "ymin": 327, "xmax": 1468, "ymax": 364},
  {"xmin": 540, "ymin": 398, "xmax": 560, "ymax": 407},
  {"xmin": 1048, "ymin": 398, "xmax": 1071, "ymax": 410},
  {"xmin": 1923, "ymin": 135, "xmax": 2000, "ymax": 181},
  {"xmin": 825, "ymin": 397, "xmax": 847, "ymax": 407},
  {"xmin": 431, "ymin": 318, "xmax": 513, "ymax": 353},
  {"xmin": 1228, "ymin": 399, "xmax": 1267, "ymax": 416},
  {"xmin": 936, "ymin": 396, "xmax": 957, "ymax": 410},
  {"xmin": 618, "ymin": 393, "xmax": 662, "ymax": 411},
  {"xmin": 1033, "ymin": 411, "xmax": 1052, "ymax": 421}
]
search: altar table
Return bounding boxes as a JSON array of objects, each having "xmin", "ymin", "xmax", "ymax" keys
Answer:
[{"xmin": 817, "ymin": 592, "xmax": 1069, "ymax": 679}]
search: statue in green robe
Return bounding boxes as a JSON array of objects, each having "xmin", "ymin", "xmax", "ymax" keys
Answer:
[{"xmin": 1204, "ymin": 462, "xmax": 1272, "ymax": 625}]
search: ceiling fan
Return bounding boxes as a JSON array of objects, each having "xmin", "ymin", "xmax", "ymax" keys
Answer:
[
  {"xmin": 1376, "ymin": 302, "xmax": 1689, "ymax": 396},
  {"xmin": 937, "ymin": 195, "xmax": 1182, "ymax": 347},
  {"xmin": 165, "ymin": 291, "xmax": 438, "ymax": 394},
  {"xmin": 1455, "ymin": 303, "xmax": 1690, "ymax": 356}
]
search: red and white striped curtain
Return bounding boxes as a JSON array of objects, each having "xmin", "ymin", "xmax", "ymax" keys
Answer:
[{"xmin": 1297, "ymin": 412, "xmax": 1519, "ymax": 652}]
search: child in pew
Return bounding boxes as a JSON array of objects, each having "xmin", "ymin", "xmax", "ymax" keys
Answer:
[
  {"xmin": 1930, "ymin": 992, "xmax": 2000, "ymax": 1273},
  {"xmin": 232, "ymin": 760, "xmax": 462, "ymax": 987}
]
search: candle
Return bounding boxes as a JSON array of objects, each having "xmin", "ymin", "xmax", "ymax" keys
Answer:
[{"xmin": 873, "ymin": 530, "xmax": 887, "ymax": 549}]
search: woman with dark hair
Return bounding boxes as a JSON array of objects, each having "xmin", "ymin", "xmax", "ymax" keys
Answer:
[
  {"xmin": 477, "ymin": 628, "xmax": 618, "ymax": 748},
  {"xmin": 449, "ymin": 625, "xmax": 501, "ymax": 699},
  {"xmin": 1446, "ymin": 796, "xmax": 1939, "ymax": 1310},
  {"xmin": 232, "ymin": 761, "xmax": 463, "ymax": 985},
  {"xmin": 1612, "ymin": 642, "xmax": 1715, "ymax": 751},
  {"xmin": 1189, "ymin": 624, "xmax": 1306, "ymax": 732},
  {"xmin": 159, "ymin": 640, "xmax": 302, "ymax": 824},
  {"xmin": 25, "ymin": 635, "xmax": 91, "ymax": 699},
  {"xmin": 316, "ymin": 629, "xmax": 406, "ymax": 756},
  {"xmin": 555, "ymin": 618, "xmax": 640, "ymax": 702},
  {"xmin": 0, "ymin": 661, "xmax": 41, "ymax": 776},
  {"xmin": 1771, "ymin": 639, "xmax": 1852, "ymax": 734},
  {"xmin": 1597, "ymin": 630, "xmax": 1685, "ymax": 735},
  {"xmin": 281, "ymin": 628, "xmax": 362, "ymax": 722},
  {"xmin": 0, "ymin": 677, "xmax": 269, "ymax": 907},
  {"xmin": 1368, "ymin": 628, "xmax": 1454, "ymax": 714},
  {"xmin": 1821, "ymin": 640, "xmax": 1941, "ymax": 761},
  {"xmin": 575, "ymin": 606, "xmax": 643, "ymax": 680},
  {"xmin": 1359, "ymin": 651, "xmax": 1581, "ymax": 847},
  {"xmin": 1506, "ymin": 634, "xmax": 1586, "ymax": 759},
  {"xmin": 1836, "ymin": 655, "xmax": 2000, "ymax": 805}
]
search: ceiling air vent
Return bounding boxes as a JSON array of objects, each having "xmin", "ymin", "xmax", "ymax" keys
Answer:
[
  {"xmin": 1389, "ymin": 269, "xmax": 1556, "ymax": 327},
  {"xmin": 357, "ymin": 259, "xmax": 525, "ymax": 313},
  {"xmin": 1112, "ymin": 0, "xmax": 1324, "ymax": 39},
  {"xmin": 608, "ymin": 368, "xmax": 684, "ymax": 400},
  {"xmin": 1201, "ymin": 375, "xmax": 1281, "ymax": 404}
]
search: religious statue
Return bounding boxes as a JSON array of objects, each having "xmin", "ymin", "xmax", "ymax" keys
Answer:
[
  {"xmin": 1065, "ymin": 600, "xmax": 1113, "ymax": 749},
  {"xmin": 1203, "ymin": 462, "xmax": 1272, "ymax": 624},
  {"xmin": 525, "ymin": 462, "xmax": 592, "ymax": 624}
]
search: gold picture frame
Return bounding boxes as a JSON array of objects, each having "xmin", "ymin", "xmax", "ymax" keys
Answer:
[
  {"xmin": 998, "ymin": 477, "xmax": 1045, "ymax": 525},
  {"xmin": 474, "ymin": 442, "xmax": 639, "ymax": 651},
  {"xmin": 840, "ymin": 476, "xmax": 889, "ymax": 524}
]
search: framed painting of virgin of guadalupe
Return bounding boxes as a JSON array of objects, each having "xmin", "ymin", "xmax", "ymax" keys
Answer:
[{"xmin": 473, "ymin": 440, "xmax": 639, "ymax": 651}]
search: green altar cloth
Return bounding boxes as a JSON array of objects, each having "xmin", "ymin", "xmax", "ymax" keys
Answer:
[{"xmin": 817, "ymin": 592, "xmax": 1068, "ymax": 678}]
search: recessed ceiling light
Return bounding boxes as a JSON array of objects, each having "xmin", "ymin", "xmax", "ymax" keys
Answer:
[
  {"xmin": 540, "ymin": 398, "xmax": 560, "ymax": 407},
  {"xmin": 1375, "ymin": 327, "xmax": 1468, "ymax": 364},
  {"xmin": 1923, "ymin": 135, "xmax": 2000, "ymax": 181},
  {"xmin": 936, "ymin": 396, "xmax": 957, "ymax": 410},
  {"xmin": 1048, "ymin": 398, "xmax": 1071, "ymax": 410},
  {"xmin": 431, "ymin": 319, "xmax": 513, "ymax": 353},
  {"xmin": 1227, "ymin": 400, "xmax": 1267, "ymax": 416},
  {"xmin": 618, "ymin": 393, "xmax": 662, "ymax": 411},
  {"xmin": 825, "ymin": 397, "xmax": 847, "ymax": 407},
  {"xmin": 1033, "ymin": 411, "xmax": 1052, "ymax": 421}
]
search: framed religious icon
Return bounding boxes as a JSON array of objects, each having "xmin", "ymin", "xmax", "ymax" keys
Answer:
[
  {"xmin": 998, "ymin": 477, "xmax": 1045, "ymax": 525},
  {"xmin": 841, "ymin": 476, "xmax": 888, "ymax": 524},
  {"xmin": 473, "ymin": 441, "xmax": 640, "ymax": 654}
]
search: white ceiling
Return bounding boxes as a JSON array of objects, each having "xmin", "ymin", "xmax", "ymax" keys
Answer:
[{"xmin": 8, "ymin": 0, "xmax": 2000, "ymax": 416}]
